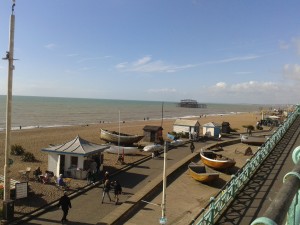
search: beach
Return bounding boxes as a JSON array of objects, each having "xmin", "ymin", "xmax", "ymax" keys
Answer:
[{"xmin": 0, "ymin": 112, "xmax": 261, "ymax": 217}]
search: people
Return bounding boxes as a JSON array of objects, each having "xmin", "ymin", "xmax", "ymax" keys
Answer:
[
  {"xmin": 58, "ymin": 191, "xmax": 72, "ymax": 223},
  {"xmin": 190, "ymin": 141, "xmax": 195, "ymax": 153},
  {"xmin": 42, "ymin": 171, "xmax": 50, "ymax": 184},
  {"xmin": 113, "ymin": 180, "xmax": 122, "ymax": 205},
  {"xmin": 33, "ymin": 167, "xmax": 42, "ymax": 182},
  {"xmin": 101, "ymin": 178, "xmax": 112, "ymax": 203},
  {"xmin": 57, "ymin": 174, "xmax": 67, "ymax": 188}
]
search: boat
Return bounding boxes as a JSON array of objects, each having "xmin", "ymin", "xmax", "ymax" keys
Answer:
[
  {"xmin": 200, "ymin": 149, "xmax": 236, "ymax": 170},
  {"xmin": 104, "ymin": 145, "xmax": 140, "ymax": 155},
  {"xmin": 188, "ymin": 162, "xmax": 220, "ymax": 183},
  {"xmin": 100, "ymin": 128, "xmax": 144, "ymax": 145},
  {"xmin": 143, "ymin": 144, "xmax": 163, "ymax": 152},
  {"xmin": 240, "ymin": 134, "xmax": 269, "ymax": 146},
  {"xmin": 170, "ymin": 139, "xmax": 185, "ymax": 147}
]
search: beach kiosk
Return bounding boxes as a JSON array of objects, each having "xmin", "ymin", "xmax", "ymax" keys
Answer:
[
  {"xmin": 142, "ymin": 125, "xmax": 163, "ymax": 143},
  {"xmin": 41, "ymin": 135, "xmax": 109, "ymax": 179},
  {"xmin": 202, "ymin": 122, "xmax": 222, "ymax": 138},
  {"xmin": 173, "ymin": 119, "xmax": 200, "ymax": 140}
]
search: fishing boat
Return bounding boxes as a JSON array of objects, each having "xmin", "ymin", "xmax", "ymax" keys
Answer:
[
  {"xmin": 143, "ymin": 144, "xmax": 163, "ymax": 152},
  {"xmin": 100, "ymin": 128, "xmax": 144, "ymax": 145},
  {"xmin": 188, "ymin": 162, "xmax": 220, "ymax": 183},
  {"xmin": 240, "ymin": 134, "xmax": 268, "ymax": 146},
  {"xmin": 104, "ymin": 145, "xmax": 140, "ymax": 155},
  {"xmin": 200, "ymin": 149, "xmax": 236, "ymax": 170},
  {"xmin": 170, "ymin": 139, "xmax": 185, "ymax": 147}
]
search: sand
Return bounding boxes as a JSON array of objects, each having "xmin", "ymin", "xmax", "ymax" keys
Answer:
[{"xmin": 0, "ymin": 112, "xmax": 261, "ymax": 217}]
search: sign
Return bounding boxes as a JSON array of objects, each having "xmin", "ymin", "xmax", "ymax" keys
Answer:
[
  {"xmin": 159, "ymin": 217, "xmax": 167, "ymax": 224},
  {"xmin": 15, "ymin": 182, "xmax": 28, "ymax": 199}
]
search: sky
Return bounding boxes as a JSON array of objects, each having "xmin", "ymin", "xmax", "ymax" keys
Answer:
[{"xmin": 0, "ymin": 0, "xmax": 299, "ymax": 104}]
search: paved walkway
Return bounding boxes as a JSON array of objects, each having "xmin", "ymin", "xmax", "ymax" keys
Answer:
[{"xmin": 15, "ymin": 139, "xmax": 214, "ymax": 225}]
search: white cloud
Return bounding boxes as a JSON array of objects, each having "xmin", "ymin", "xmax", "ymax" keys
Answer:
[
  {"xmin": 283, "ymin": 64, "xmax": 300, "ymax": 81},
  {"xmin": 44, "ymin": 43, "xmax": 56, "ymax": 50},
  {"xmin": 147, "ymin": 88, "xmax": 177, "ymax": 93},
  {"xmin": 200, "ymin": 55, "xmax": 261, "ymax": 66},
  {"xmin": 116, "ymin": 56, "xmax": 196, "ymax": 73},
  {"xmin": 212, "ymin": 81, "xmax": 279, "ymax": 93},
  {"xmin": 215, "ymin": 82, "xmax": 227, "ymax": 88}
]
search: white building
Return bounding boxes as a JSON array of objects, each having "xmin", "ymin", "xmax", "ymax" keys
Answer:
[
  {"xmin": 202, "ymin": 122, "xmax": 221, "ymax": 138},
  {"xmin": 41, "ymin": 135, "xmax": 109, "ymax": 179},
  {"xmin": 173, "ymin": 119, "xmax": 200, "ymax": 139}
]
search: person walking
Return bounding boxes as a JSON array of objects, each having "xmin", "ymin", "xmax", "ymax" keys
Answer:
[
  {"xmin": 58, "ymin": 191, "xmax": 72, "ymax": 224},
  {"xmin": 101, "ymin": 178, "xmax": 112, "ymax": 203},
  {"xmin": 190, "ymin": 141, "xmax": 195, "ymax": 153},
  {"xmin": 113, "ymin": 180, "xmax": 122, "ymax": 205}
]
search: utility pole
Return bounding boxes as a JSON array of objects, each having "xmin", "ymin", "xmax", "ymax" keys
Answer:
[
  {"xmin": 3, "ymin": 0, "xmax": 16, "ymax": 220},
  {"xmin": 160, "ymin": 141, "xmax": 168, "ymax": 224}
]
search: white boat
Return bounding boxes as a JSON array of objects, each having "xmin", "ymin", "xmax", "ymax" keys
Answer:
[
  {"xmin": 170, "ymin": 139, "xmax": 185, "ymax": 147},
  {"xmin": 104, "ymin": 145, "xmax": 140, "ymax": 155},
  {"xmin": 143, "ymin": 144, "xmax": 163, "ymax": 152},
  {"xmin": 240, "ymin": 134, "xmax": 269, "ymax": 146}
]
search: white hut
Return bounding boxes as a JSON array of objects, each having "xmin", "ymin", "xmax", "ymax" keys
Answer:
[
  {"xmin": 41, "ymin": 135, "xmax": 109, "ymax": 179},
  {"xmin": 173, "ymin": 119, "xmax": 200, "ymax": 139},
  {"xmin": 202, "ymin": 122, "xmax": 221, "ymax": 138}
]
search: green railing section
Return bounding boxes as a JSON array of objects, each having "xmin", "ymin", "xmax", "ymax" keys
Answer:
[
  {"xmin": 192, "ymin": 105, "xmax": 300, "ymax": 225},
  {"xmin": 251, "ymin": 146, "xmax": 300, "ymax": 225}
]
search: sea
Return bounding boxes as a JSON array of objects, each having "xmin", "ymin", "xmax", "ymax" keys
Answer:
[{"xmin": 0, "ymin": 95, "xmax": 278, "ymax": 131}]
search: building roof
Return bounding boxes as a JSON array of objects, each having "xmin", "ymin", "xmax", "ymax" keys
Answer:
[
  {"xmin": 41, "ymin": 135, "xmax": 109, "ymax": 156},
  {"xmin": 203, "ymin": 122, "xmax": 221, "ymax": 127},
  {"xmin": 143, "ymin": 125, "xmax": 163, "ymax": 131},
  {"xmin": 173, "ymin": 119, "xmax": 200, "ymax": 127}
]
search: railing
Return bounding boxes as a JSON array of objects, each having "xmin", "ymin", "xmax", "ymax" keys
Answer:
[
  {"xmin": 251, "ymin": 145, "xmax": 300, "ymax": 225},
  {"xmin": 191, "ymin": 106, "xmax": 300, "ymax": 225}
]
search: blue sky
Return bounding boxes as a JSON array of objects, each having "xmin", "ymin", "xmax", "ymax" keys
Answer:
[{"xmin": 0, "ymin": 0, "xmax": 299, "ymax": 104}]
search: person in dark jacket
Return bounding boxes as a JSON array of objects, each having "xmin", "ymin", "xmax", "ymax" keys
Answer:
[
  {"xmin": 190, "ymin": 141, "xmax": 195, "ymax": 153},
  {"xmin": 113, "ymin": 180, "xmax": 122, "ymax": 205},
  {"xmin": 58, "ymin": 191, "xmax": 72, "ymax": 223}
]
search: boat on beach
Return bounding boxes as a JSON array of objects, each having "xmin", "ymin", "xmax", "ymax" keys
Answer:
[
  {"xmin": 188, "ymin": 162, "xmax": 220, "ymax": 183},
  {"xmin": 104, "ymin": 145, "xmax": 140, "ymax": 155},
  {"xmin": 100, "ymin": 128, "xmax": 144, "ymax": 145},
  {"xmin": 170, "ymin": 139, "xmax": 185, "ymax": 147},
  {"xmin": 240, "ymin": 134, "xmax": 269, "ymax": 146},
  {"xmin": 200, "ymin": 149, "xmax": 236, "ymax": 170},
  {"xmin": 143, "ymin": 144, "xmax": 163, "ymax": 152}
]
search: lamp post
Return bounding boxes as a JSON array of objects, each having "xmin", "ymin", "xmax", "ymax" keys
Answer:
[
  {"xmin": 3, "ymin": 0, "xmax": 16, "ymax": 206},
  {"xmin": 160, "ymin": 141, "xmax": 168, "ymax": 224}
]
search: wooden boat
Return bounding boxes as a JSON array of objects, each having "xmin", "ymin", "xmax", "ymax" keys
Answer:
[
  {"xmin": 200, "ymin": 150, "xmax": 236, "ymax": 170},
  {"xmin": 188, "ymin": 162, "xmax": 219, "ymax": 183},
  {"xmin": 104, "ymin": 145, "xmax": 140, "ymax": 155},
  {"xmin": 240, "ymin": 134, "xmax": 269, "ymax": 146},
  {"xmin": 100, "ymin": 129, "xmax": 144, "ymax": 145},
  {"xmin": 143, "ymin": 144, "xmax": 163, "ymax": 152}
]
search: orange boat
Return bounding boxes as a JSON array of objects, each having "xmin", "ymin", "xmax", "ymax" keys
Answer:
[
  {"xmin": 188, "ymin": 162, "xmax": 219, "ymax": 183},
  {"xmin": 200, "ymin": 150, "xmax": 236, "ymax": 170}
]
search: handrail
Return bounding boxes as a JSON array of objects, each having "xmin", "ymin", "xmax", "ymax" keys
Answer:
[
  {"xmin": 192, "ymin": 105, "xmax": 300, "ymax": 225},
  {"xmin": 251, "ymin": 145, "xmax": 300, "ymax": 225}
]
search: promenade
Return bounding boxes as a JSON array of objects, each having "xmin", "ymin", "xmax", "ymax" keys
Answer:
[{"xmin": 15, "ymin": 139, "xmax": 215, "ymax": 225}]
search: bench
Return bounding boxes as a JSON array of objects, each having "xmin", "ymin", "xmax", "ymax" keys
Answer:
[{"xmin": 0, "ymin": 174, "xmax": 20, "ymax": 189}]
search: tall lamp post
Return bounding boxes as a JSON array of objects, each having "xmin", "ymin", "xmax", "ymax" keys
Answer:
[{"xmin": 3, "ymin": 0, "xmax": 16, "ymax": 218}]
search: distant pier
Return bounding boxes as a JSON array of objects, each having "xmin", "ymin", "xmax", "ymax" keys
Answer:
[{"xmin": 177, "ymin": 99, "xmax": 207, "ymax": 108}]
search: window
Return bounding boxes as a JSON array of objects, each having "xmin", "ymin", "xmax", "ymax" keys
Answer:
[{"xmin": 71, "ymin": 156, "xmax": 78, "ymax": 168}]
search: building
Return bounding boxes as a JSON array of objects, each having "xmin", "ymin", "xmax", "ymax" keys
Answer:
[
  {"xmin": 142, "ymin": 126, "xmax": 163, "ymax": 143},
  {"xmin": 173, "ymin": 119, "xmax": 200, "ymax": 139},
  {"xmin": 202, "ymin": 122, "xmax": 222, "ymax": 138}
]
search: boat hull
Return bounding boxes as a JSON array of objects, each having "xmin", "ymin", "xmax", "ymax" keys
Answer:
[
  {"xmin": 200, "ymin": 150, "xmax": 236, "ymax": 170},
  {"xmin": 143, "ymin": 144, "xmax": 163, "ymax": 152},
  {"xmin": 188, "ymin": 163, "xmax": 219, "ymax": 183},
  {"xmin": 104, "ymin": 145, "xmax": 140, "ymax": 155},
  {"xmin": 100, "ymin": 129, "xmax": 144, "ymax": 145},
  {"xmin": 240, "ymin": 134, "xmax": 268, "ymax": 146}
]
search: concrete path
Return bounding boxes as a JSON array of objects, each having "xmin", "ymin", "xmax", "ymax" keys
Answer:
[{"xmin": 16, "ymin": 140, "xmax": 214, "ymax": 225}]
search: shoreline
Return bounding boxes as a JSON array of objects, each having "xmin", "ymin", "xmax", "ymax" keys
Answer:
[{"xmin": 0, "ymin": 111, "xmax": 258, "ymax": 132}]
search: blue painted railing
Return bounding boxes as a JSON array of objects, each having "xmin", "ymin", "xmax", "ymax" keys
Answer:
[{"xmin": 192, "ymin": 105, "xmax": 300, "ymax": 225}]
